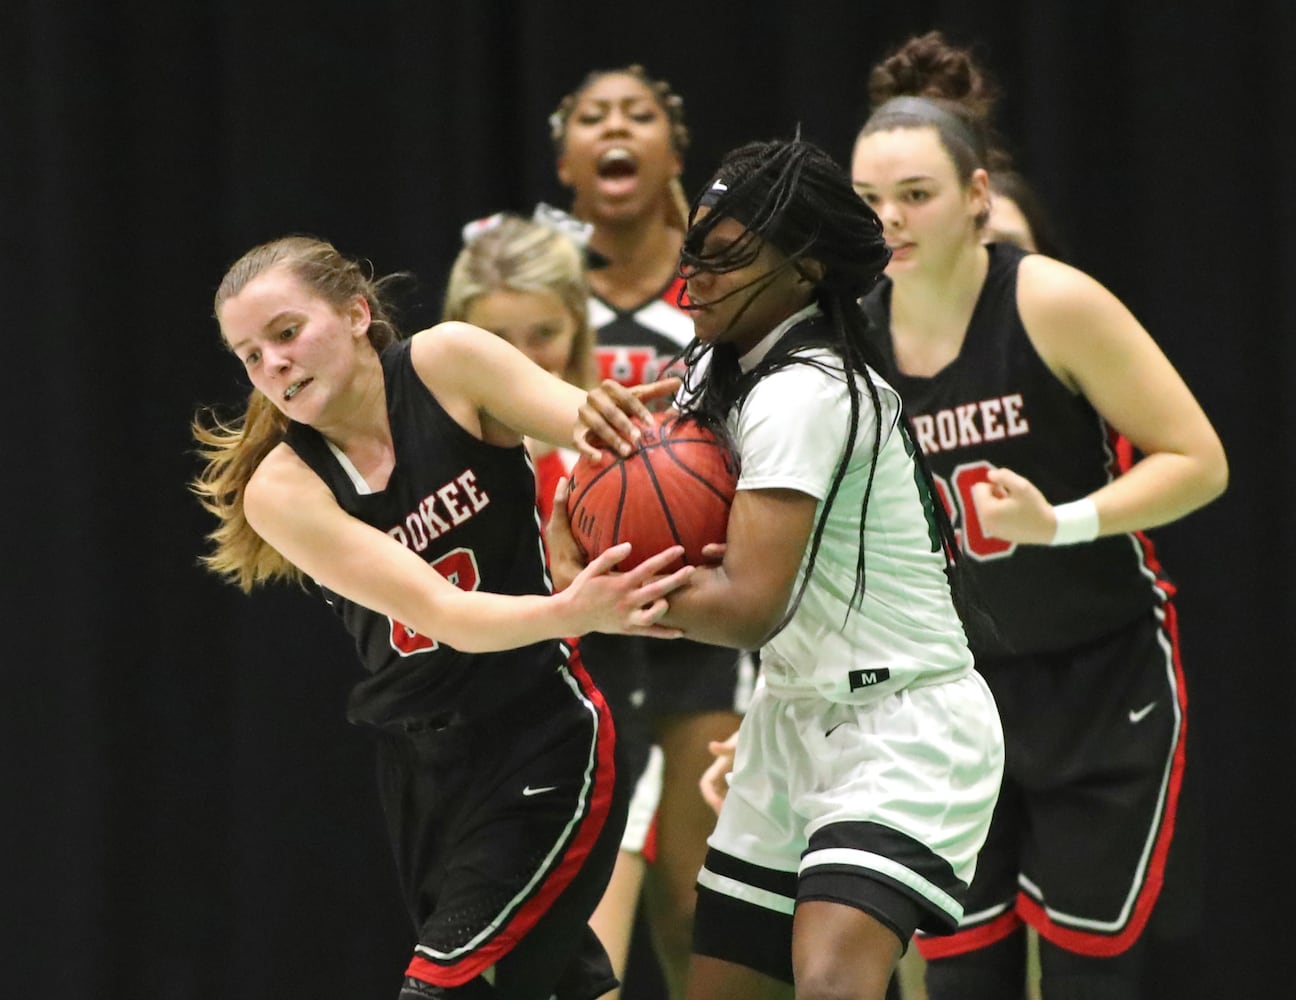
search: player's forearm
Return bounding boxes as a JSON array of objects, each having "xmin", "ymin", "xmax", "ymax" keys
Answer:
[
  {"xmin": 659, "ymin": 566, "xmax": 786, "ymax": 649},
  {"xmin": 1091, "ymin": 450, "xmax": 1228, "ymax": 536},
  {"xmin": 400, "ymin": 588, "xmax": 578, "ymax": 654}
]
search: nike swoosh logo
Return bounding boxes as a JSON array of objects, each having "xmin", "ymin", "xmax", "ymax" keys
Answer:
[
  {"xmin": 1129, "ymin": 701, "xmax": 1157, "ymax": 724},
  {"xmin": 522, "ymin": 785, "xmax": 558, "ymax": 797},
  {"xmin": 825, "ymin": 722, "xmax": 848, "ymax": 738}
]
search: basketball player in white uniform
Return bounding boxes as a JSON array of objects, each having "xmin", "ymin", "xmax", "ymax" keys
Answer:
[{"xmin": 549, "ymin": 137, "xmax": 1004, "ymax": 1000}]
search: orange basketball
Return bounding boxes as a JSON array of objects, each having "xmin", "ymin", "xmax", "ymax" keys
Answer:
[{"xmin": 566, "ymin": 412, "xmax": 739, "ymax": 571}]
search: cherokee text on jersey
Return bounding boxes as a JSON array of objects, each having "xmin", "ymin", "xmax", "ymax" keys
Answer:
[{"xmin": 387, "ymin": 469, "xmax": 491, "ymax": 551}]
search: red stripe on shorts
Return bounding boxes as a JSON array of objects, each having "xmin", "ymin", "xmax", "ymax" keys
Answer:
[
  {"xmin": 406, "ymin": 645, "xmax": 618, "ymax": 987},
  {"xmin": 1023, "ymin": 601, "xmax": 1186, "ymax": 957}
]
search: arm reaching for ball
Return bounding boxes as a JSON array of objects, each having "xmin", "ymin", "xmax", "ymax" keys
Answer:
[{"xmin": 575, "ymin": 376, "xmax": 681, "ymax": 461}]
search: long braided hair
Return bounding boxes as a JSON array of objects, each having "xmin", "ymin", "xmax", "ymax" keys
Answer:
[{"xmin": 676, "ymin": 137, "xmax": 961, "ymax": 632}]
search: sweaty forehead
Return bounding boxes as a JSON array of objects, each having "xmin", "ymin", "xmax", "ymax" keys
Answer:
[
  {"xmin": 575, "ymin": 73, "xmax": 656, "ymax": 107},
  {"xmin": 219, "ymin": 267, "xmax": 307, "ymax": 330},
  {"xmin": 852, "ymin": 126, "xmax": 953, "ymax": 181},
  {"xmin": 686, "ymin": 211, "xmax": 765, "ymax": 266},
  {"xmin": 698, "ymin": 213, "xmax": 748, "ymax": 242},
  {"xmin": 234, "ymin": 266, "xmax": 310, "ymax": 310}
]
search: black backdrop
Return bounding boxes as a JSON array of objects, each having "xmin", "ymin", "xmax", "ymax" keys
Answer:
[{"xmin": 4, "ymin": 2, "xmax": 1292, "ymax": 997}]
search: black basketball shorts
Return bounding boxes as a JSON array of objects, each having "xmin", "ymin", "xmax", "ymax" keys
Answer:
[
  {"xmin": 375, "ymin": 662, "xmax": 628, "ymax": 1000},
  {"xmin": 918, "ymin": 603, "xmax": 1187, "ymax": 961}
]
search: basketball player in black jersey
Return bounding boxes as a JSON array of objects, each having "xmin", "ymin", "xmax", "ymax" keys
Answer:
[
  {"xmin": 192, "ymin": 236, "xmax": 695, "ymax": 1000},
  {"xmin": 850, "ymin": 32, "xmax": 1228, "ymax": 1000}
]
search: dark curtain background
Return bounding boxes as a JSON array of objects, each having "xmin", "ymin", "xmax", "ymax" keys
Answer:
[{"xmin": 4, "ymin": 2, "xmax": 1290, "ymax": 997}]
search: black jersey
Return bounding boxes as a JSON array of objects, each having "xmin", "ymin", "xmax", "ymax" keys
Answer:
[
  {"xmin": 861, "ymin": 242, "xmax": 1173, "ymax": 658},
  {"xmin": 284, "ymin": 338, "xmax": 562, "ymax": 727}
]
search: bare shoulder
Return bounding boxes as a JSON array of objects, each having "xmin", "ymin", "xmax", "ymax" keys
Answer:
[
  {"xmin": 1015, "ymin": 253, "xmax": 1146, "ymax": 386},
  {"xmin": 244, "ymin": 443, "xmax": 331, "ymax": 533},
  {"xmin": 1016, "ymin": 253, "xmax": 1116, "ymax": 317},
  {"xmin": 408, "ymin": 321, "xmax": 501, "ymax": 392},
  {"xmin": 408, "ymin": 321, "xmax": 492, "ymax": 373},
  {"xmin": 405, "ymin": 322, "xmax": 501, "ymax": 431}
]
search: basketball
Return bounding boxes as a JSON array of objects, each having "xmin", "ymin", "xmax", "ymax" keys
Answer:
[{"xmin": 566, "ymin": 412, "xmax": 739, "ymax": 571}]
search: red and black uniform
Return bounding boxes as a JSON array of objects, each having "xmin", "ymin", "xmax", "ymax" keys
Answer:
[
  {"xmin": 862, "ymin": 242, "xmax": 1187, "ymax": 968},
  {"xmin": 285, "ymin": 338, "xmax": 626, "ymax": 1000}
]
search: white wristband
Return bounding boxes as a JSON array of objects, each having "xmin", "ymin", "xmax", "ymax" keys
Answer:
[{"xmin": 1050, "ymin": 498, "xmax": 1100, "ymax": 546}]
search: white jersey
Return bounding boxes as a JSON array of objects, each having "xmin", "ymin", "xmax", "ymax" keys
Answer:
[{"xmin": 731, "ymin": 306, "xmax": 974, "ymax": 706}]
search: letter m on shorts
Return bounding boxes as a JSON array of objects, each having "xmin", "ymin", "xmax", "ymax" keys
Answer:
[{"xmin": 848, "ymin": 668, "xmax": 891, "ymax": 691}]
